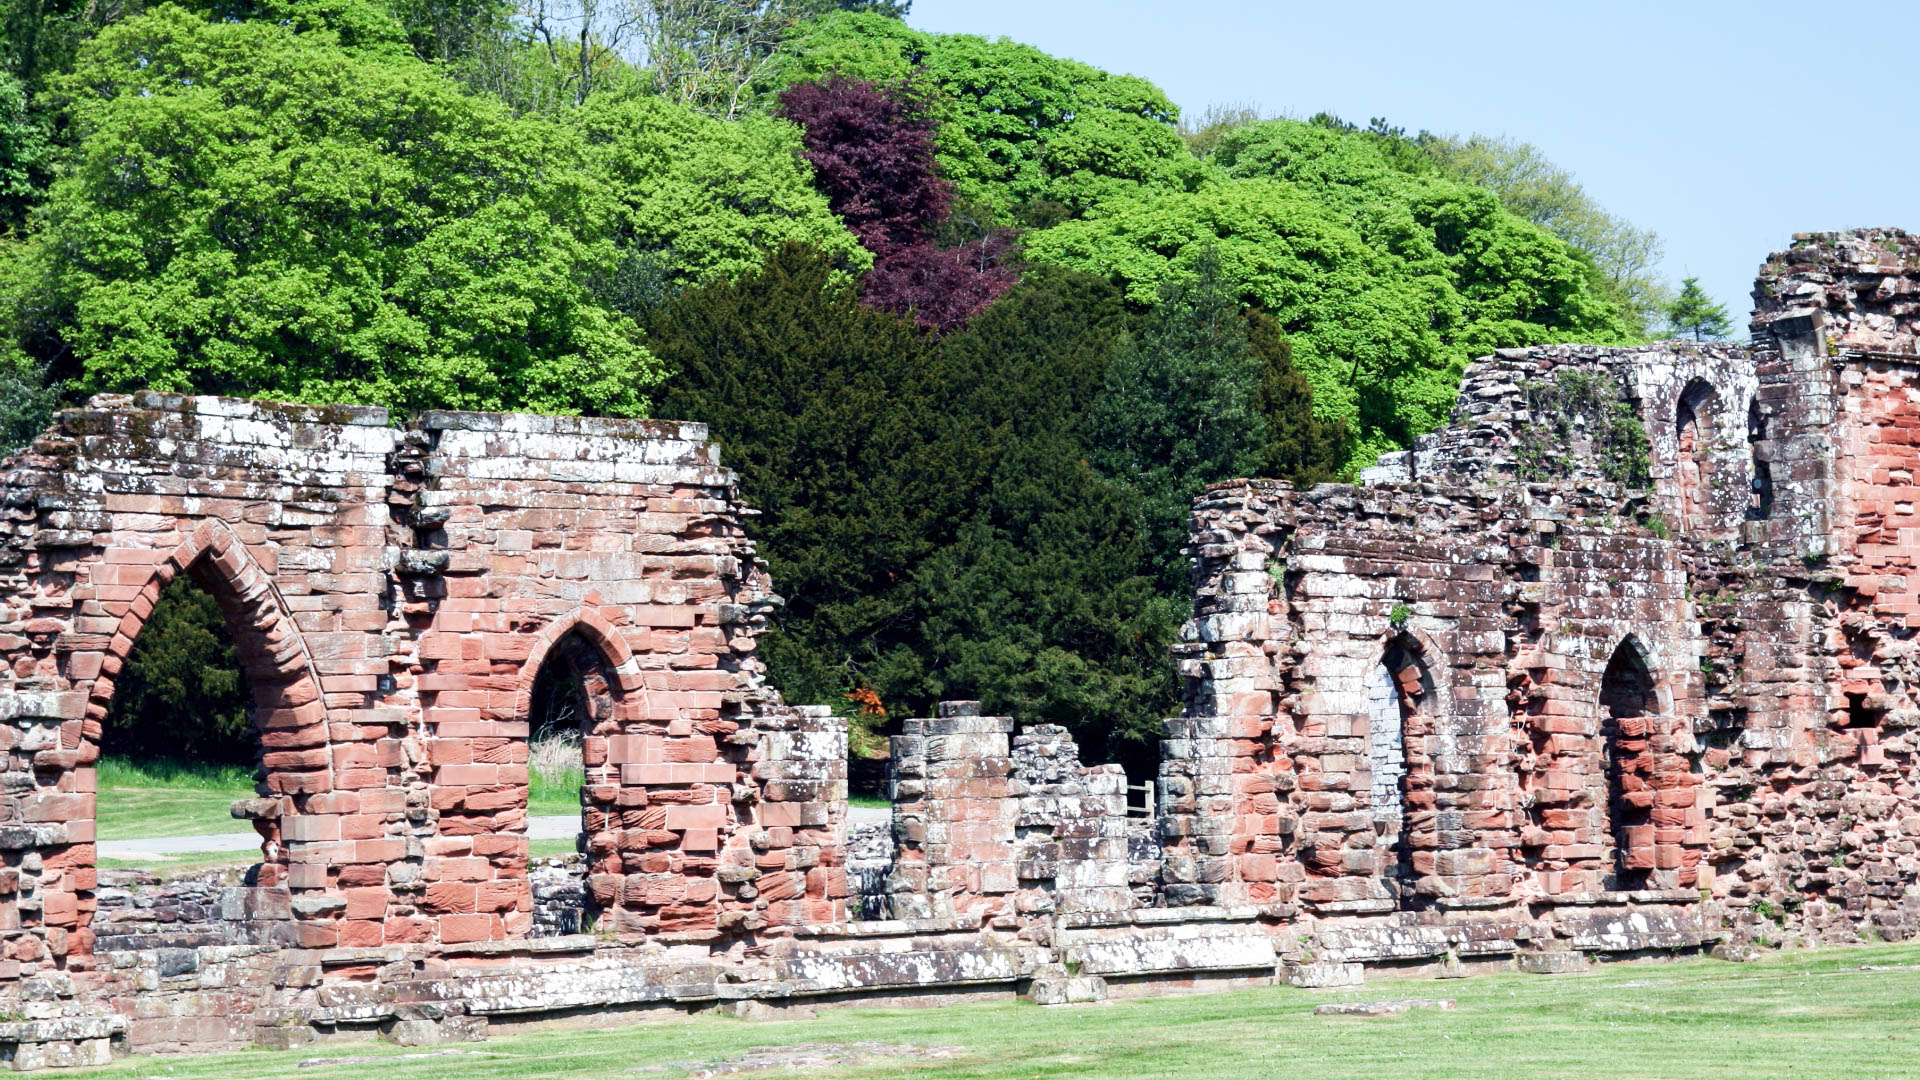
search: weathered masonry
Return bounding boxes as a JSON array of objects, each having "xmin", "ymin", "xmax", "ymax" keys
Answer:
[{"xmin": 0, "ymin": 230, "xmax": 1917, "ymax": 1068}]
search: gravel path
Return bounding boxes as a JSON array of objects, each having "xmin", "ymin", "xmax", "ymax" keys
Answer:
[{"xmin": 98, "ymin": 806, "xmax": 893, "ymax": 861}]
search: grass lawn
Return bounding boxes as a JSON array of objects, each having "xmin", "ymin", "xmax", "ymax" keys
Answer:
[
  {"xmin": 96, "ymin": 850, "xmax": 262, "ymax": 875},
  {"xmin": 98, "ymin": 758, "xmax": 587, "ymax": 845},
  {"xmin": 100, "ymin": 839, "xmax": 579, "ymax": 878},
  {"xmin": 60, "ymin": 943, "xmax": 1920, "ymax": 1079},
  {"xmin": 98, "ymin": 756, "xmax": 863, "ymax": 840},
  {"xmin": 96, "ymin": 758, "xmax": 256, "ymax": 842},
  {"xmin": 529, "ymin": 768, "xmax": 583, "ymax": 817}
]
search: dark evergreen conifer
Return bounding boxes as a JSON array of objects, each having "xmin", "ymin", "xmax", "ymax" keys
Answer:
[
  {"xmin": 921, "ymin": 266, "xmax": 1174, "ymax": 769},
  {"xmin": 646, "ymin": 242, "xmax": 937, "ymax": 712},
  {"xmin": 1246, "ymin": 307, "xmax": 1349, "ymax": 485},
  {"xmin": 649, "ymin": 248, "xmax": 1175, "ymax": 772},
  {"xmin": 103, "ymin": 574, "xmax": 254, "ymax": 765}
]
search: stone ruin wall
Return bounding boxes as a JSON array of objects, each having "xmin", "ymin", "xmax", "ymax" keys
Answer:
[{"xmin": 0, "ymin": 230, "xmax": 1916, "ymax": 1068}]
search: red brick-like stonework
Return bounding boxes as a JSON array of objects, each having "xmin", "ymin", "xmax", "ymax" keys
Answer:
[
  {"xmin": 1165, "ymin": 229, "xmax": 1920, "ymax": 952},
  {"xmin": 0, "ymin": 230, "xmax": 1918, "ymax": 1069},
  {"xmin": 0, "ymin": 400, "xmax": 847, "ymax": 973}
]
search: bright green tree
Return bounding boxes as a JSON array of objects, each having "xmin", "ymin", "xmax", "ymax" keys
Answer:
[
  {"xmin": 1422, "ymin": 133, "xmax": 1668, "ymax": 338},
  {"xmin": 2, "ymin": 0, "xmax": 101, "ymax": 91},
  {"xmin": 388, "ymin": 0, "xmax": 514, "ymax": 64},
  {"xmin": 572, "ymin": 92, "xmax": 867, "ymax": 311},
  {"xmin": 1031, "ymin": 118, "xmax": 1629, "ymax": 468},
  {"xmin": 14, "ymin": 4, "xmax": 662, "ymax": 415},
  {"xmin": 1665, "ymin": 276, "xmax": 1733, "ymax": 341},
  {"xmin": 0, "ymin": 72, "xmax": 48, "ymax": 233}
]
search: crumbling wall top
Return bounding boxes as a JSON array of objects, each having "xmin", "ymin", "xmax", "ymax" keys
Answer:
[
  {"xmin": 1362, "ymin": 342, "xmax": 1754, "ymax": 495},
  {"xmin": 1754, "ymin": 228, "xmax": 1920, "ymax": 357}
]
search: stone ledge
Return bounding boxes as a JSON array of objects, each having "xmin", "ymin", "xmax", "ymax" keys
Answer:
[
  {"xmin": 795, "ymin": 915, "xmax": 985, "ymax": 937},
  {"xmin": 317, "ymin": 946, "xmax": 419, "ymax": 968},
  {"xmin": 1062, "ymin": 934, "xmax": 1276, "ymax": 976},
  {"xmin": 1056, "ymin": 911, "xmax": 1133, "ymax": 929},
  {"xmin": 416, "ymin": 411, "xmax": 706, "ymax": 443},
  {"xmin": 126, "ymin": 391, "xmax": 392, "ymax": 427},
  {"xmin": 0, "ymin": 1017, "xmax": 125, "ymax": 1043},
  {"xmin": 774, "ymin": 946, "xmax": 1031, "ymax": 992},
  {"xmin": 0, "ymin": 694, "xmax": 86, "ymax": 723},
  {"xmin": 427, "ymin": 935, "xmax": 599, "ymax": 958}
]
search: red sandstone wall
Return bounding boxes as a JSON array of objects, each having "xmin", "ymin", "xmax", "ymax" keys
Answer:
[
  {"xmin": 1171, "ymin": 480, "xmax": 1708, "ymax": 915},
  {"xmin": 0, "ymin": 395, "xmax": 848, "ymax": 976}
]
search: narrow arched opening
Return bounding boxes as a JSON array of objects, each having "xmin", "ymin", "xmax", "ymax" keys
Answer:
[
  {"xmin": 1674, "ymin": 379, "xmax": 1720, "ymax": 532},
  {"xmin": 1600, "ymin": 641, "xmax": 1655, "ymax": 891},
  {"xmin": 1746, "ymin": 399, "xmax": 1774, "ymax": 521},
  {"xmin": 1365, "ymin": 635, "xmax": 1433, "ymax": 908},
  {"xmin": 524, "ymin": 629, "xmax": 620, "ymax": 936}
]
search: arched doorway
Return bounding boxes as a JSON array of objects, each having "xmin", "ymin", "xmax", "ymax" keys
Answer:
[
  {"xmin": 1599, "ymin": 640, "xmax": 1655, "ymax": 891},
  {"xmin": 76, "ymin": 525, "xmax": 334, "ymax": 958},
  {"xmin": 1365, "ymin": 635, "xmax": 1433, "ymax": 907},
  {"xmin": 521, "ymin": 624, "xmax": 630, "ymax": 936},
  {"xmin": 1674, "ymin": 380, "xmax": 1719, "ymax": 532}
]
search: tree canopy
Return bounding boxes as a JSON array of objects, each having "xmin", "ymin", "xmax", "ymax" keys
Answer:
[
  {"xmin": 0, "ymin": 0, "xmax": 1673, "ymax": 770},
  {"xmin": 645, "ymin": 246, "xmax": 1188, "ymax": 768},
  {"xmin": 1422, "ymin": 134, "xmax": 1668, "ymax": 338},
  {"xmin": 1029, "ymin": 118, "xmax": 1629, "ymax": 465},
  {"xmin": 768, "ymin": 15, "xmax": 1640, "ymax": 468},
  {"xmin": 6, "ymin": 1, "xmax": 858, "ymax": 415},
  {"xmin": 18, "ymin": 5, "xmax": 655, "ymax": 414},
  {"xmin": 767, "ymin": 12, "xmax": 1202, "ymax": 221},
  {"xmin": 778, "ymin": 73, "xmax": 1014, "ymax": 329}
]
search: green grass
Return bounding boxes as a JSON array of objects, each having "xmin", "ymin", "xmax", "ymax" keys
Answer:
[
  {"xmin": 97, "ymin": 850, "xmax": 262, "ymax": 876},
  {"xmin": 529, "ymin": 767, "xmax": 584, "ymax": 818},
  {"xmin": 99, "ymin": 755, "xmax": 858, "ymax": 835},
  {"xmin": 849, "ymin": 794, "xmax": 890, "ymax": 810},
  {"xmin": 100, "ymin": 840, "xmax": 579, "ymax": 877},
  {"xmin": 59, "ymin": 943, "xmax": 1920, "ymax": 1079},
  {"xmin": 96, "ymin": 758, "xmax": 256, "ymax": 842},
  {"xmin": 100, "ymin": 756, "xmax": 585, "ymax": 848}
]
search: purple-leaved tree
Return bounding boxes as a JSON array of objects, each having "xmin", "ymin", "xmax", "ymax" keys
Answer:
[{"xmin": 779, "ymin": 74, "xmax": 1016, "ymax": 330}]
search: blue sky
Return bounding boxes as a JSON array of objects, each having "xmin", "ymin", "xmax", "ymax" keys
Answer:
[{"xmin": 908, "ymin": 0, "xmax": 1917, "ymax": 335}]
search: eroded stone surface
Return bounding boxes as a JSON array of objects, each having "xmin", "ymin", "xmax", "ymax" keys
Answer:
[{"xmin": 0, "ymin": 231, "xmax": 1914, "ymax": 1068}]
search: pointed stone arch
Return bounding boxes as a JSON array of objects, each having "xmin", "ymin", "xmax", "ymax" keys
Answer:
[
  {"xmin": 54, "ymin": 517, "xmax": 339, "ymax": 957},
  {"xmin": 1598, "ymin": 636, "xmax": 1657, "ymax": 890},
  {"xmin": 1674, "ymin": 378, "xmax": 1721, "ymax": 532},
  {"xmin": 512, "ymin": 612, "xmax": 647, "ymax": 936},
  {"xmin": 89, "ymin": 519, "xmax": 329, "ymax": 750},
  {"xmin": 511, "ymin": 608, "xmax": 644, "ymax": 725}
]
